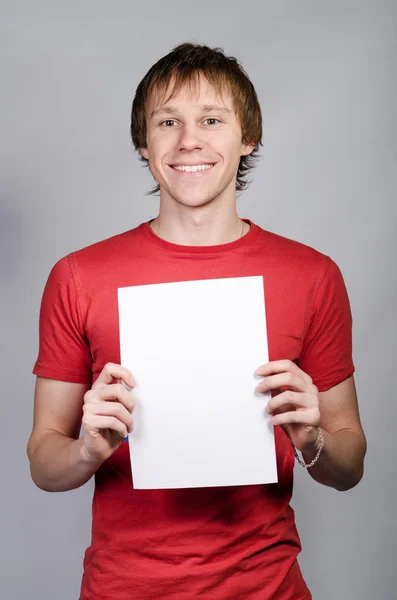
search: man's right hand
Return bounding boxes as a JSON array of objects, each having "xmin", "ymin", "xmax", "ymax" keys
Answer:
[{"xmin": 81, "ymin": 363, "xmax": 136, "ymax": 465}]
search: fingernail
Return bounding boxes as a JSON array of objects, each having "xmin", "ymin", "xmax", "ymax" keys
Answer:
[{"xmin": 129, "ymin": 376, "xmax": 135, "ymax": 386}]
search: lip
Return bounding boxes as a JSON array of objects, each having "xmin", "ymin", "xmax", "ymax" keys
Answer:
[
  {"xmin": 167, "ymin": 164, "xmax": 217, "ymax": 176},
  {"xmin": 169, "ymin": 162, "xmax": 216, "ymax": 167}
]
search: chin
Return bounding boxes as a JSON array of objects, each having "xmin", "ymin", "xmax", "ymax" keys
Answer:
[
  {"xmin": 166, "ymin": 183, "xmax": 227, "ymax": 206},
  {"xmin": 174, "ymin": 193, "xmax": 221, "ymax": 208}
]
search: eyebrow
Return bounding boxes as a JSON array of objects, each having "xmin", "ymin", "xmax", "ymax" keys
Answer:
[{"xmin": 149, "ymin": 104, "xmax": 233, "ymax": 119}]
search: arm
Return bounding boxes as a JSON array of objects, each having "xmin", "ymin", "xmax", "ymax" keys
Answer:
[
  {"xmin": 301, "ymin": 375, "xmax": 366, "ymax": 490},
  {"xmin": 256, "ymin": 361, "xmax": 367, "ymax": 492},
  {"xmin": 27, "ymin": 364, "xmax": 135, "ymax": 493},
  {"xmin": 27, "ymin": 377, "xmax": 97, "ymax": 492}
]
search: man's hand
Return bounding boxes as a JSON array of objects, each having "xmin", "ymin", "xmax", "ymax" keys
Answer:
[
  {"xmin": 255, "ymin": 360, "xmax": 321, "ymax": 454},
  {"xmin": 81, "ymin": 363, "xmax": 136, "ymax": 465}
]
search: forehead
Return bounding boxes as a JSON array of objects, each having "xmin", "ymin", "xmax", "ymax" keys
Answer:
[{"xmin": 146, "ymin": 73, "xmax": 234, "ymax": 116}]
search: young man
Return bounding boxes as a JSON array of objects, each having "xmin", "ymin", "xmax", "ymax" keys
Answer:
[{"xmin": 28, "ymin": 43, "xmax": 367, "ymax": 599}]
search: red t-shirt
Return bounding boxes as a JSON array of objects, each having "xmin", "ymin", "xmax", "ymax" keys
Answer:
[{"xmin": 33, "ymin": 219, "xmax": 354, "ymax": 599}]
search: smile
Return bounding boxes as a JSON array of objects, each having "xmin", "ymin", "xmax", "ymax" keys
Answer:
[{"xmin": 170, "ymin": 164, "xmax": 215, "ymax": 173}]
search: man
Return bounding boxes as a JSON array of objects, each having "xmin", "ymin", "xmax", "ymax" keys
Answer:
[{"xmin": 27, "ymin": 42, "xmax": 367, "ymax": 599}]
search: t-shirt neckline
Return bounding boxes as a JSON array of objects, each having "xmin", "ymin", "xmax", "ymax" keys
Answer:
[{"xmin": 141, "ymin": 218, "xmax": 259, "ymax": 254}]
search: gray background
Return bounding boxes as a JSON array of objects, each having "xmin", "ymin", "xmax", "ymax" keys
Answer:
[{"xmin": 1, "ymin": 1, "xmax": 396, "ymax": 598}]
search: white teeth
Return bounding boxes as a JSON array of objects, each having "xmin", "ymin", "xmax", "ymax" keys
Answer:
[{"xmin": 173, "ymin": 164, "xmax": 214, "ymax": 172}]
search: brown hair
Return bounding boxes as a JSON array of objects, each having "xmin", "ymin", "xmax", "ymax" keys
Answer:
[{"xmin": 130, "ymin": 42, "xmax": 263, "ymax": 195}]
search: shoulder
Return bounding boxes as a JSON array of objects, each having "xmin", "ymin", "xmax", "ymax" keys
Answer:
[
  {"xmin": 72, "ymin": 227, "xmax": 140, "ymax": 265},
  {"xmin": 255, "ymin": 226, "xmax": 332, "ymax": 278},
  {"xmin": 43, "ymin": 227, "xmax": 144, "ymax": 296},
  {"xmin": 256, "ymin": 229, "xmax": 352, "ymax": 315},
  {"xmin": 51, "ymin": 226, "xmax": 142, "ymax": 276}
]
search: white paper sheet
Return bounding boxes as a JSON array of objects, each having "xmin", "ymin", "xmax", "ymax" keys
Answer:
[{"xmin": 118, "ymin": 276, "xmax": 277, "ymax": 489}]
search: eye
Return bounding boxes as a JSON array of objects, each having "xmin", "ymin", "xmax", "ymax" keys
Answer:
[
  {"xmin": 160, "ymin": 120, "xmax": 177, "ymax": 127},
  {"xmin": 204, "ymin": 118, "xmax": 220, "ymax": 125}
]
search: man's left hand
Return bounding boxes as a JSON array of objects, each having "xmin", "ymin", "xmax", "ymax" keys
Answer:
[{"xmin": 255, "ymin": 360, "xmax": 321, "ymax": 454}]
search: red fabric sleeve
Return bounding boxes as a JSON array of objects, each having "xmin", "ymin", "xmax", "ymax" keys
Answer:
[
  {"xmin": 298, "ymin": 256, "xmax": 355, "ymax": 392},
  {"xmin": 33, "ymin": 255, "xmax": 93, "ymax": 384}
]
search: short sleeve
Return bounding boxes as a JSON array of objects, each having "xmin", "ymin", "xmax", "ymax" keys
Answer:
[
  {"xmin": 33, "ymin": 255, "xmax": 93, "ymax": 384},
  {"xmin": 298, "ymin": 257, "xmax": 355, "ymax": 392}
]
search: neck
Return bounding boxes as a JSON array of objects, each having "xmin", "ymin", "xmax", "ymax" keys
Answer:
[{"xmin": 150, "ymin": 187, "xmax": 250, "ymax": 245}]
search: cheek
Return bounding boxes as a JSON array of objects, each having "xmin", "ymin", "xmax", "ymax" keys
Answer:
[
  {"xmin": 148, "ymin": 134, "xmax": 176, "ymax": 165},
  {"xmin": 213, "ymin": 132, "xmax": 243, "ymax": 159}
]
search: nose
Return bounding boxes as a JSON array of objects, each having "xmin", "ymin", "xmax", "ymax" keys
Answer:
[{"xmin": 177, "ymin": 123, "xmax": 205, "ymax": 153}]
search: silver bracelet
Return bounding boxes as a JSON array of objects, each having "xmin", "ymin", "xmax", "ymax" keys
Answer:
[{"xmin": 293, "ymin": 427, "xmax": 324, "ymax": 469}]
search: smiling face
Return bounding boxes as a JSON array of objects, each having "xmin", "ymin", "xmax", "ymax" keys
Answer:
[{"xmin": 140, "ymin": 74, "xmax": 255, "ymax": 210}]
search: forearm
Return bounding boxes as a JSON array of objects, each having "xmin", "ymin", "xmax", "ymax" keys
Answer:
[
  {"xmin": 27, "ymin": 431, "xmax": 102, "ymax": 492},
  {"xmin": 301, "ymin": 429, "xmax": 366, "ymax": 491}
]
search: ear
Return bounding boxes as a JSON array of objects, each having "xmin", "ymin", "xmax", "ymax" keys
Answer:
[
  {"xmin": 140, "ymin": 147, "xmax": 149, "ymax": 160},
  {"xmin": 240, "ymin": 141, "xmax": 256, "ymax": 157}
]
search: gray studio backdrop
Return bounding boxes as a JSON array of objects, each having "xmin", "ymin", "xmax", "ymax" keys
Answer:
[{"xmin": 1, "ymin": 1, "xmax": 396, "ymax": 599}]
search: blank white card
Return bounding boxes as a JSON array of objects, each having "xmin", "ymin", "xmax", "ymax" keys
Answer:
[{"xmin": 118, "ymin": 276, "xmax": 277, "ymax": 489}]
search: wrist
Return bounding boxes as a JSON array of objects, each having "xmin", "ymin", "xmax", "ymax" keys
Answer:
[
  {"xmin": 295, "ymin": 427, "xmax": 325, "ymax": 469},
  {"xmin": 302, "ymin": 427, "xmax": 323, "ymax": 459},
  {"xmin": 78, "ymin": 438, "xmax": 104, "ymax": 470}
]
